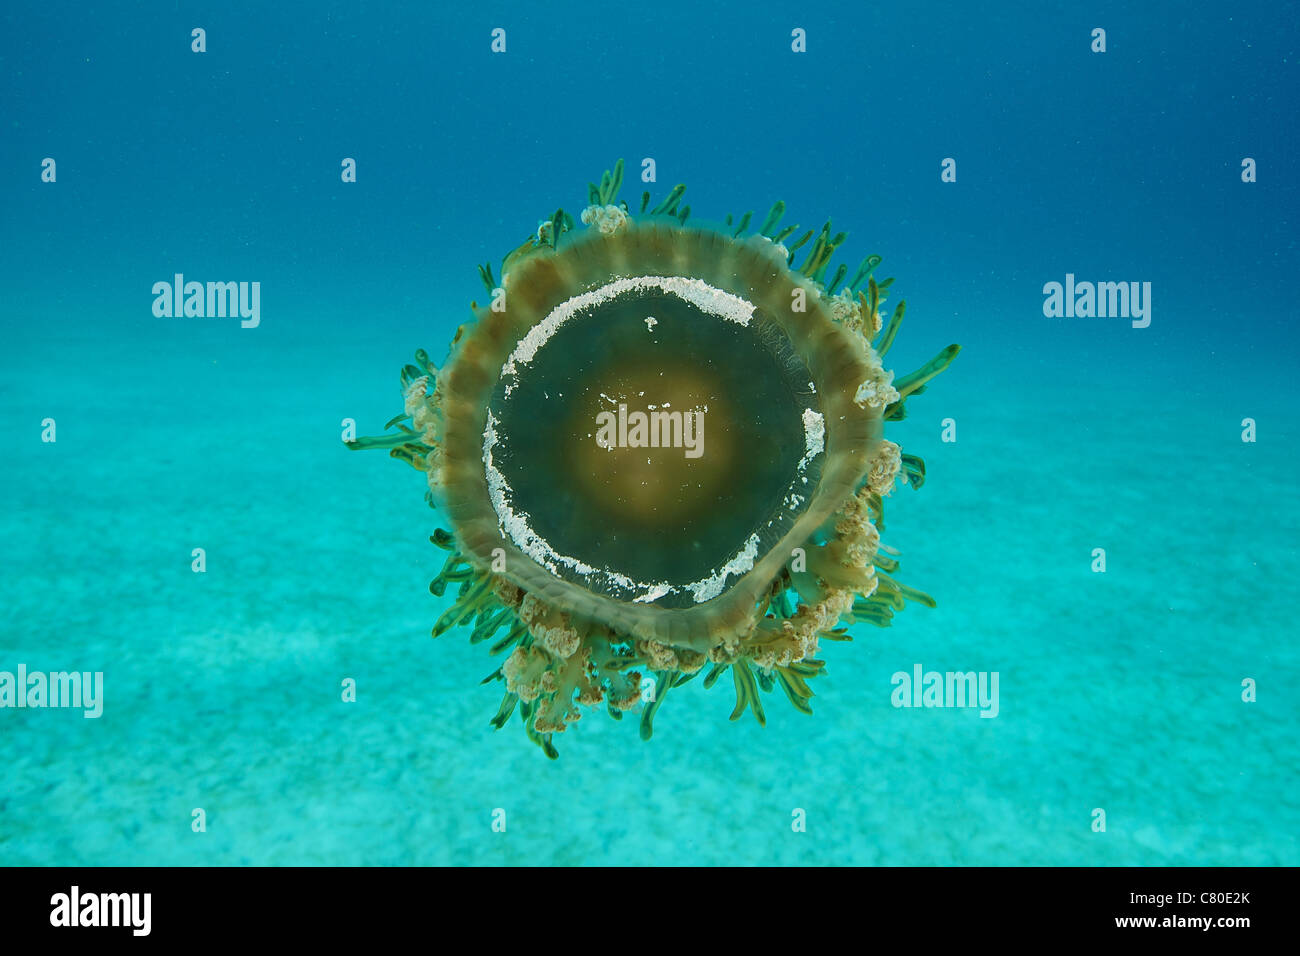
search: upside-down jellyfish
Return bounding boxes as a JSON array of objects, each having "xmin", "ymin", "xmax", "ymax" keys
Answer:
[{"xmin": 349, "ymin": 160, "xmax": 960, "ymax": 757}]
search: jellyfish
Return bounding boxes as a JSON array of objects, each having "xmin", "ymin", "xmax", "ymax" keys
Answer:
[{"xmin": 349, "ymin": 160, "xmax": 959, "ymax": 757}]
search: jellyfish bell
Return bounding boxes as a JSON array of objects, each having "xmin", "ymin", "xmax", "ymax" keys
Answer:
[
  {"xmin": 350, "ymin": 162, "xmax": 959, "ymax": 756},
  {"xmin": 447, "ymin": 228, "xmax": 881, "ymax": 643}
]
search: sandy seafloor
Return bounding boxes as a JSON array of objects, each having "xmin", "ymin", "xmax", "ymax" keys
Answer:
[{"xmin": 1, "ymin": 295, "xmax": 1297, "ymax": 868}]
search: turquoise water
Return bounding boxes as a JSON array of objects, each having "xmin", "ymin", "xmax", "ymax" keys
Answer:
[{"xmin": 2, "ymin": 1, "xmax": 1297, "ymax": 865}]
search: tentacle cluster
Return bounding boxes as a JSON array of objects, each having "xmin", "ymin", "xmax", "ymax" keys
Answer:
[{"xmin": 348, "ymin": 160, "xmax": 959, "ymax": 757}]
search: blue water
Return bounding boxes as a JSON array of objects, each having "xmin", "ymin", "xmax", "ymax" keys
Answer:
[{"xmin": 1, "ymin": 1, "xmax": 1297, "ymax": 865}]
